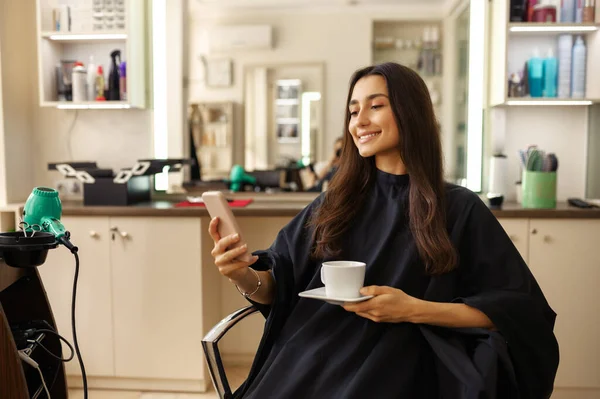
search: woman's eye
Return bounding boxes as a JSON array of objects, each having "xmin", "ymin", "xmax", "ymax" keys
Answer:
[
  {"xmin": 349, "ymin": 111, "xmax": 358, "ymax": 117},
  {"xmin": 371, "ymin": 105, "xmax": 383, "ymax": 110}
]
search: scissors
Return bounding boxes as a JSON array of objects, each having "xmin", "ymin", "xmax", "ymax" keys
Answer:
[{"xmin": 18, "ymin": 221, "xmax": 43, "ymax": 238}]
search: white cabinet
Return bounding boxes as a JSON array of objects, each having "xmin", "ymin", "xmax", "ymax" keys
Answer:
[
  {"xmin": 498, "ymin": 218, "xmax": 530, "ymax": 262},
  {"xmin": 35, "ymin": 0, "xmax": 147, "ymax": 109},
  {"xmin": 497, "ymin": 218, "xmax": 600, "ymax": 395},
  {"xmin": 109, "ymin": 217, "xmax": 204, "ymax": 381},
  {"xmin": 39, "ymin": 216, "xmax": 114, "ymax": 377},
  {"xmin": 40, "ymin": 216, "xmax": 208, "ymax": 392},
  {"xmin": 528, "ymin": 219, "xmax": 600, "ymax": 390},
  {"xmin": 498, "ymin": 218, "xmax": 600, "ymax": 396}
]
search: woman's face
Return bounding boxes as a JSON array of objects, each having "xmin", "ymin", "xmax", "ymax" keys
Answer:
[{"xmin": 348, "ymin": 75, "xmax": 401, "ymax": 160}]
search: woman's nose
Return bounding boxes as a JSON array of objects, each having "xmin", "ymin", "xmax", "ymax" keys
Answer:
[{"xmin": 356, "ymin": 109, "xmax": 370, "ymax": 126}]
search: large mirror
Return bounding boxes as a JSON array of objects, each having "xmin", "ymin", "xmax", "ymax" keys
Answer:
[
  {"xmin": 156, "ymin": 0, "xmax": 485, "ymax": 192},
  {"xmin": 243, "ymin": 63, "xmax": 324, "ymax": 171}
]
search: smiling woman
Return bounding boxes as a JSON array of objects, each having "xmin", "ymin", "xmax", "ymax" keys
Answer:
[
  {"xmin": 314, "ymin": 63, "xmax": 454, "ymax": 275},
  {"xmin": 207, "ymin": 62, "xmax": 559, "ymax": 399}
]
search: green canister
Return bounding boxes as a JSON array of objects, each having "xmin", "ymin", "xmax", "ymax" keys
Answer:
[{"xmin": 522, "ymin": 171, "xmax": 557, "ymax": 209}]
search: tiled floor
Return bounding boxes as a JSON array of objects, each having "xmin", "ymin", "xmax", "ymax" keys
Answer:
[{"xmin": 68, "ymin": 366, "xmax": 249, "ymax": 399}]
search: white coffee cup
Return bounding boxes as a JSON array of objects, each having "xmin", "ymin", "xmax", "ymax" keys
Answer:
[{"xmin": 320, "ymin": 261, "xmax": 366, "ymax": 298}]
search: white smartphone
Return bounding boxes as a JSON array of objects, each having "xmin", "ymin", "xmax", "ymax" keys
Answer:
[{"xmin": 201, "ymin": 191, "xmax": 253, "ymax": 262}]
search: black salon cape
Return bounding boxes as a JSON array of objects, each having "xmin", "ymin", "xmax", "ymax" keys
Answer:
[{"xmin": 234, "ymin": 170, "xmax": 559, "ymax": 399}]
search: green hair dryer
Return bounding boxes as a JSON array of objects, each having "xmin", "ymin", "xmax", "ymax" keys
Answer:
[
  {"xmin": 229, "ymin": 165, "xmax": 256, "ymax": 192},
  {"xmin": 23, "ymin": 187, "xmax": 78, "ymax": 253}
]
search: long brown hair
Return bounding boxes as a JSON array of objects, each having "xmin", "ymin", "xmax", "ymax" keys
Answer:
[{"xmin": 309, "ymin": 63, "xmax": 457, "ymax": 275}]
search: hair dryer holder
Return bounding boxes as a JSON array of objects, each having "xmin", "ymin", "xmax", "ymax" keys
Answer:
[
  {"xmin": 0, "ymin": 232, "xmax": 58, "ymax": 268},
  {"xmin": 49, "ymin": 159, "xmax": 192, "ymax": 206}
]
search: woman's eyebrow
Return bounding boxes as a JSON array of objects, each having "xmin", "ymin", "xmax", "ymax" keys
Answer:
[{"xmin": 349, "ymin": 93, "xmax": 389, "ymax": 106}]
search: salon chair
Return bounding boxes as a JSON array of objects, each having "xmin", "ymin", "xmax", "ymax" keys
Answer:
[{"xmin": 202, "ymin": 305, "xmax": 259, "ymax": 399}]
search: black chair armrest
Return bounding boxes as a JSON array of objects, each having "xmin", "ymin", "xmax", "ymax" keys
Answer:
[{"xmin": 202, "ymin": 305, "xmax": 259, "ymax": 399}]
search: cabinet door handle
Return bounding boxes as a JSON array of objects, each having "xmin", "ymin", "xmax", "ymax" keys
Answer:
[
  {"xmin": 110, "ymin": 226, "xmax": 119, "ymax": 241},
  {"xmin": 531, "ymin": 229, "xmax": 538, "ymax": 235},
  {"xmin": 89, "ymin": 230, "xmax": 99, "ymax": 238},
  {"xmin": 543, "ymin": 235, "xmax": 552, "ymax": 243},
  {"xmin": 119, "ymin": 231, "xmax": 130, "ymax": 239}
]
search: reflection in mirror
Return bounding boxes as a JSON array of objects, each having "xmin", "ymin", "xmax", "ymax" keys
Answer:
[
  {"xmin": 188, "ymin": 101, "xmax": 235, "ymax": 180},
  {"xmin": 244, "ymin": 63, "xmax": 324, "ymax": 171}
]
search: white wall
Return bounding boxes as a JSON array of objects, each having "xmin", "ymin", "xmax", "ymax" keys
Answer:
[
  {"xmin": 31, "ymin": 108, "xmax": 153, "ymax": 187},
  {"xmin": 0, "ymin": 0, "xmax": 36, "ymax": 204},
  {"xmin": 188, "ymin": 5, "xmax": 445, "ymax": 163},
  {"xmin": 499, "ymin": 107, "xmax": 588, "ymax": 201}
]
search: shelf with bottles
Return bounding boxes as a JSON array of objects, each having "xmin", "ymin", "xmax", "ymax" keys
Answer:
[
  {"xmin": 35, "ymin": 0, "xmax": 147, "ymax": 109},
  {"xmin": 489, "ymin": 0, "xmax": 600, "ymax": 106},
  {"xmin": 189, "ymin": 101, "xmax": 235, "ymax": 178},
  {"xmin": 372, "ymin": 20, "xmax": 443, "ymax": 79},
  {"xmin": 275, "ymin": 79, "xmax": 302, "ymax": 145}
]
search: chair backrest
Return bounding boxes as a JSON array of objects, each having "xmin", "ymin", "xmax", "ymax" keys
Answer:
[{"xmin": 201, "ymin": 306, "xmax": 259, "ymax": 399}]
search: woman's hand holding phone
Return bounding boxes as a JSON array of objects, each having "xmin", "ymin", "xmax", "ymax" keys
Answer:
[{"xmin": 208, "ymin": 217, "xmax": 258, "ymax": 283}]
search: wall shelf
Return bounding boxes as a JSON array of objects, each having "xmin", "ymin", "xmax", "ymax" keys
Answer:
[
  {"xmin": 278, "ymin": 137, "xmax": 301, "ymax": 144},
  {"xmin": 35, "ymin": 0, "xmax": 147, "ymax": 109},
  {"xmin": 508, "ymin": 23, "xmax": 599, "ymax": 34},
  {"xmin": 42, "ymin": 101, "xmax": 131, "ymax": 109},
  {"xmin": 276, "ymin": 118, "xmax": 300, "ymax": 124},
  {"xmin": 41, "ymin": 32, "xmax": 128, "ymax": 42},
  {"xmin": 501, "ymin": 99, "xmax": 596, "ymax": 106},
  {"xmin": 275, "ymin": 99, "xmax": 298, "ymax": 105}
]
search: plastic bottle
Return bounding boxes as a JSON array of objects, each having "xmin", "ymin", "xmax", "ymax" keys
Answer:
[
  {"xmin": 86, "ymin": 56, "xmax": 96, "ymax": 101},
  {"xmin": 96, "ymin": 65, "xmax": 106, "ymax": 101},
  {"xmin": 557, "ymin": 34, "xmax": 573, "ymax": 98},
  {"xmin": 561, "ymin": 0, "xmax": 576, "ymax": 21},
  {"xmin": 543, "ymin": 48, "xmax": 558, "ymax": 97},
  {"xmin": 575, "ymin": 0, "xmax": 584, "ymax": 22},
  {"xmin": 119, "ymin": 61, "xmax": 127, "ymax": 101},
  {"xmin": 528, "ymin": 48, "xmax": 544, "ymax": 97},
  {"xmin": 582, "ymin": 0, "xmax": 596, "ymax": 22},
  {"xmin": 419, "ymin": 27, "xmax": 431, "ymax": 76},
  {"xmin": 431, "ymin": 26, "xmax": 442, "ymax": 75},
  {"xmin": 571, "ymin": 36, "xmax": 587, "ymax": 98},
  {"xmin": 71, "ymin": 61, "xmax": 87, "ymax": 102}
]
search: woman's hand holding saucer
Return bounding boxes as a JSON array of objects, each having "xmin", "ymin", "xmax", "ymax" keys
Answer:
[{"xmin": 342, "ymin": 285, "xmax": 420, "ymax": 323}]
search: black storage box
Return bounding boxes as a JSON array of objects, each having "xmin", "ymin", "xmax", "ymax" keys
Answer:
[{"xmin": 83, "ymin": 176, "xmax": 151, "ymax": 206}]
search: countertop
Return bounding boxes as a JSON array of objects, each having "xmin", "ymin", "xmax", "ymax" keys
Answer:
[
  {"xmin": 59, "ymin": 192, "xmax": 320, "ymax": 217},
  {"xmin": 53, "ymin": 196, "xmax": 600, "ymax": 219}
]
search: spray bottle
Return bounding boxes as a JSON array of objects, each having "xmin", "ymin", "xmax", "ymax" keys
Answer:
[{"xmin": 107, "ymin": 50, "xmax": 121, "ymax": 101}]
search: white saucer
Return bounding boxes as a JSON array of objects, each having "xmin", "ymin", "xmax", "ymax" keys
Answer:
[{"xmin": 298, "ymin": 287, "xmax": 373, "ymax": 306}]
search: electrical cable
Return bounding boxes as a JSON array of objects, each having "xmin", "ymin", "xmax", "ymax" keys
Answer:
[
  {"xmin": 36, "ymin": 366, "xmax": 51, "ymax": 399},
  {"xmin": 26, "ymin": 337, "xmax": 74, "ymax": 362},
  {"xmin": 71, "ymin": 251, "xmax": 88, "ymax": 399},
  {"xmin": 18, "ymin": 350, "xmax": 51, "ymax": 399}
]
